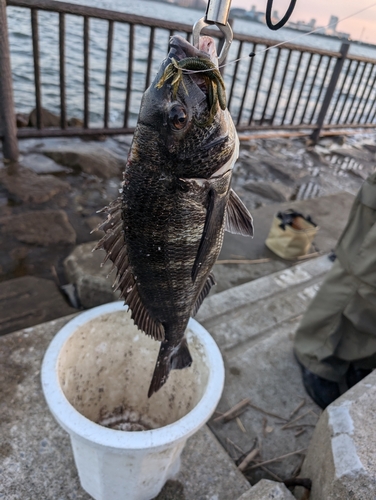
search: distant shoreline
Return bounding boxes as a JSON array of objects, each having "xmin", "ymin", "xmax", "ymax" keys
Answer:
[{"xmin": 157, "ymin": 0, "xmax": 376, "ymax": 49}]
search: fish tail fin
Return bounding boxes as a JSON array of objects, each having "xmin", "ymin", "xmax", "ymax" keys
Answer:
[{"xmin": 148, "ymin": 338, "xmax": 193, "ymax": 398}]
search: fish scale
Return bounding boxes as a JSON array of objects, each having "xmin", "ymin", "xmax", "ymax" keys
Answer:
[{"xmin": 96, "ymin": 35, "xmax": 254, "ymax": 397}]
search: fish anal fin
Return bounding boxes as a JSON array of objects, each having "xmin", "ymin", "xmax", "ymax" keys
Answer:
[
  {"xmin": 191, "ymin": 273, "xmax": 216, "ymax": 317},
  {"xmin": 148, "ymin": 339, "xmax": 192, "ymax": 398},
  {"xmin": 95, "ymin": 198, "xmax": 164, "ymax": 342},
  {"xmin": 225, "ymin": 189, "xmax": 254, "ymax": 237}
]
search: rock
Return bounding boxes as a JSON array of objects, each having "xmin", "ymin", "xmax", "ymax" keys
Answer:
[
  {"xmin": 300, "ymin": 371, "xmax": 376, "ymax": 500},
  {"xmin": 115, "ymin": 135, "xmax": 133, "ymax": 146},
  {"xmin": 237, "ymin": 479, "xmax": 295, "ymax": 499},
  {"xmin": 20, "ymin": 153, "xmax": 71, "ymax": 174},
  {"xmin": 0, "ymin": 276, "xmax": 76, "ymax": 335},
  {"xmin": 67, "ymin": 117, "xmax": 83, "ymax": 127},
  {"xmin": 43, "ymin": 144, "xmax": 126, "ymax": 179},
  {"xmin": 243, "ymin": 181, "xmax": 291, "ymax": 202},
  {"xmin": 0, "ymin": 210, "xmax": 76, "ymax": 246},
  {"xmin": 64, "ymin": 242, "xmax": 118, "ymax": 308},
  {"xmin": 29, "ymin": 107, "xmax": 61, "ymax": 128},
  {"xmin": 262, "ymin": 161, "xmax": 296, "ymax": 184},
  {"xmin": 362, "ymin": 143, "xmax": 376, "ymax": 153},
  {"xmin": 330, "ymin": 146, "xmax": 369, "ymax": 161},
  {"xmin": 0, "ymin": 166, "xmax": 70, "ymax": 203},
  {"xmin": 293, "ymin": 181, "xmax": 321, "ymax": 200},
  {"xmin": 85, "ymin": 215, "xmax": 104, "ymax": 233},
  {"xmin": 16, "ymin": 112, "xmax": 29, "ymax": 128}
]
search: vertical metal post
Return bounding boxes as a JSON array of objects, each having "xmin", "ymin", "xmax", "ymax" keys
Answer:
[
  {"xmin": 31, "ymin": 9, "xmax": 42, "ymax": 128},
  {"xmin": 59, "ymin": 13, "xmax": 66, "ymax": 129},
  {"xmin": 310, "ymin": 42, "xmax": 350, "ymax": 143},
  {"xmin": 0, "ymin": 0, "xmax": 18, "ymax": 161},
  {"xmin": 83, "ymin": 16, "xmax": 89, "ymax": 129},
  {"xmin": 104, "ymin": 20, "xmax": 114, "ymax": 128}
]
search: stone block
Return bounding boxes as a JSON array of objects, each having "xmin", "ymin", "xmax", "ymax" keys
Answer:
[
  {"xmin": 237, "ymin": 479, "xmax": 295, "ymax": 499},
  {"xmin": 43, "ymin": 144, "xmax": 126, "ymax": 179},
  {"xmin": 0, "ymin": 210, "xmax": 76, "ymax": 246},
  {"xmin": 64, "ymin": 242, "xmax": 119, "ymax": 308},
  {"xmin": 243, "ymin": 181, "xmax": 293, "ymax": 202},
  {"xmin": 300, "ymin": 371, "xmax": 376, "ymax": 500},
  {"xmin": 0, "ymin": 166, "xmax": 70, "ymax": 204},
  {"xmin": 20, "ymin": 153, "xmax": 70, "ymax": 174},
  {"xmin": 0, "ymin": 276, "xmax": 76, "ymax": 335}
]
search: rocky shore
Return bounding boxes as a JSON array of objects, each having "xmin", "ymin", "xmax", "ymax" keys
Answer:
[{"xmin": 0, "ymin": 128, "xmax": 375, "ymax": 335}]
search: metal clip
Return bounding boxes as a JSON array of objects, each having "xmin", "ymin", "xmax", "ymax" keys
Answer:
[{"xmin": 192, "ymin": 18, "xmax": 233, "ymax": 65}]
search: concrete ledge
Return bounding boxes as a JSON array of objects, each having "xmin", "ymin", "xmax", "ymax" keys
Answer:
[
  {"xmin": 300, "ymin": 371, "xmax": 376, "ymax": 500},
  {"xmin": 0, "ymin": 314, "xmax": 250, "ymax": 500}
]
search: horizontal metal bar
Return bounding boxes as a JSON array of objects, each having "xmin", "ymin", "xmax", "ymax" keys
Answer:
[
  {"xmin": 1, "ymin": 120, "xmax": 373, "ymax": 141},
  {"xmin": 7, "ymin": 0, "xmax": 194, "ymax": 32},
  {"xmin": 15, "ymin": 126, "xmax": 136, "ymax": 138}
]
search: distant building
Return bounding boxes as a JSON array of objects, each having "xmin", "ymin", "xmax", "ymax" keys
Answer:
[
  {"xmin": 287, "ymin": 14, "xmax": 349, "ymax": 40},
  {"xmin": 230, "ymin": 7, "xmax": 247, "ymax": 17},
  {"xmin": 174, "ymin": 0, "xmax": 206, "ymax": 8},
  {"xmin": 329, "ymin": 15, "xmax": 339, "ymax": 31},
  {"xmin": 230, "ymin": 4, "xmax": 264, "ymax": 23}
]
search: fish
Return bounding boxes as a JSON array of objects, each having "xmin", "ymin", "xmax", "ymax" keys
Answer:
[{"xmin": 95, "ymin": 35, "xmax": 254, "ymax": 397}]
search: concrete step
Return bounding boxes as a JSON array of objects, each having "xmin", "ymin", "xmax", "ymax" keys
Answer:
[
  {"xmin": 196, "ymin": 255, "xmax": 332, "ymax": 486},
  {"xmin": 197, "ymin": 254, "xmax": 332, "ymax": 353},
  {"xmin": 0, "ymin": 315, "xmax": 251, "ymax": 500}
]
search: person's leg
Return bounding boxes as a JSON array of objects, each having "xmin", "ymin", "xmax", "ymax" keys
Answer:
[
  {"xmin": 294, "ymin": 174, "xmax": 376, "ymax": 408},
  {"xmin": 294, "ymin": 259, "xmax": 356, "ymax": 382}
]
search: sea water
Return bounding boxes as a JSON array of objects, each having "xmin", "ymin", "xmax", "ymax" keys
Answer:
[{"xmin": 7, "ymin": 0, "xmax": 376, "ymax": 126}]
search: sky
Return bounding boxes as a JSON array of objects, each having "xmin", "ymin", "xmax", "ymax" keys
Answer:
[{"xmin": 230, "ymin": 0, "xmax": 376, "ymax": 43}]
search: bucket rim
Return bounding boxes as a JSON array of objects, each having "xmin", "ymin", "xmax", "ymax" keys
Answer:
[{"xmin": 41, "ymin": 301, "xmax": 225, "ymax": 451}]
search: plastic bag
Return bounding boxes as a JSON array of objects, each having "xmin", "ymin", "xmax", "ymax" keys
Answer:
[{"xmin": 265, "ymin": 210, "xmax": 319, "ymax": 260}]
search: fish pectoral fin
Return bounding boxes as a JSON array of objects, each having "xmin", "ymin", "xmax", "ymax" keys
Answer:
[
  {"xmin": 225, "ymin": 189, "xmax": 254, "ymax": 237},
  {"xmin": 192, "ymin": 184, "xmax": 228, "ymax": 282},
  {"xmin": 191, "ymin": 273, "xmax": 216, "ymax": 317},
  {"xmin": 95, "ymin": 198, "xmax": 165, "ymax": 342}
]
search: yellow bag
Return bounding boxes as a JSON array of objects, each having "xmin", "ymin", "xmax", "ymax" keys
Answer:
[{"xmin": 265, "ymin": 210, "xmax": 319, "ymax": 260}]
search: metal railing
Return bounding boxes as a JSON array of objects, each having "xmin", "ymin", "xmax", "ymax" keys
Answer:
[{"xmin": 1, "ymin": 0, "xmax": 376, "ymax": 161}]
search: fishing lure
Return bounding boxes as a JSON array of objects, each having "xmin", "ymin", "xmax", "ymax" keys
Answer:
[{"xmin": 156, "ymin": 56, "xmax": 226, "ymax": 125}]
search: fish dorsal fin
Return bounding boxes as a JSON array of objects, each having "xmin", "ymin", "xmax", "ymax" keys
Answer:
[
  {"xmin": 191, "ymin": 273, "xmax": 216, "ymax": 317},
  {"xmin": 225, "ymin": 189, "xmax": 254, "ymax": 237},
  {"xmin": 94, "ymin": 198, "xmax": 165, "ymax": 341}
]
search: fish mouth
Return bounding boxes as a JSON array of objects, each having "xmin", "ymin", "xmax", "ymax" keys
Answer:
[
  {"xmin": 164, "ymin": 35, "xmax": 225, "ymax": 116},
  {"xmin": 168, "ymin": 35, "xmax": 218, "ymax": 66}
]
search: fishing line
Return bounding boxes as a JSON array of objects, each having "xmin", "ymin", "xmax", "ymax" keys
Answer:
[{"xmin": 181, "ymin": 0, "xmax": 376, "ymax": 74}]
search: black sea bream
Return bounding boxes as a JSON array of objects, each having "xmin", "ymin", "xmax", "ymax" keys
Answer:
[{"xmin": 96, "ymin": 35, "xmax": 253, "ymax": 397}]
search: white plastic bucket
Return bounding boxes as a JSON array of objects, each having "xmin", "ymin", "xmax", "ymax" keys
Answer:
[{"xmin": 41, "ymin": 302, "xmax": 224, "ymax": 500}]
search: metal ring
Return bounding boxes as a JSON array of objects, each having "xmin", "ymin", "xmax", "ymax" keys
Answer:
[{"xmin": 192, "ymin": 17, "xmax": 233, "ymax": 65}]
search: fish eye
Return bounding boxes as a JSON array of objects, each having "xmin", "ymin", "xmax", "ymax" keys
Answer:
[{"xmin": 168, "ymin": 105, "xmax": 188, "ymax": 130}]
